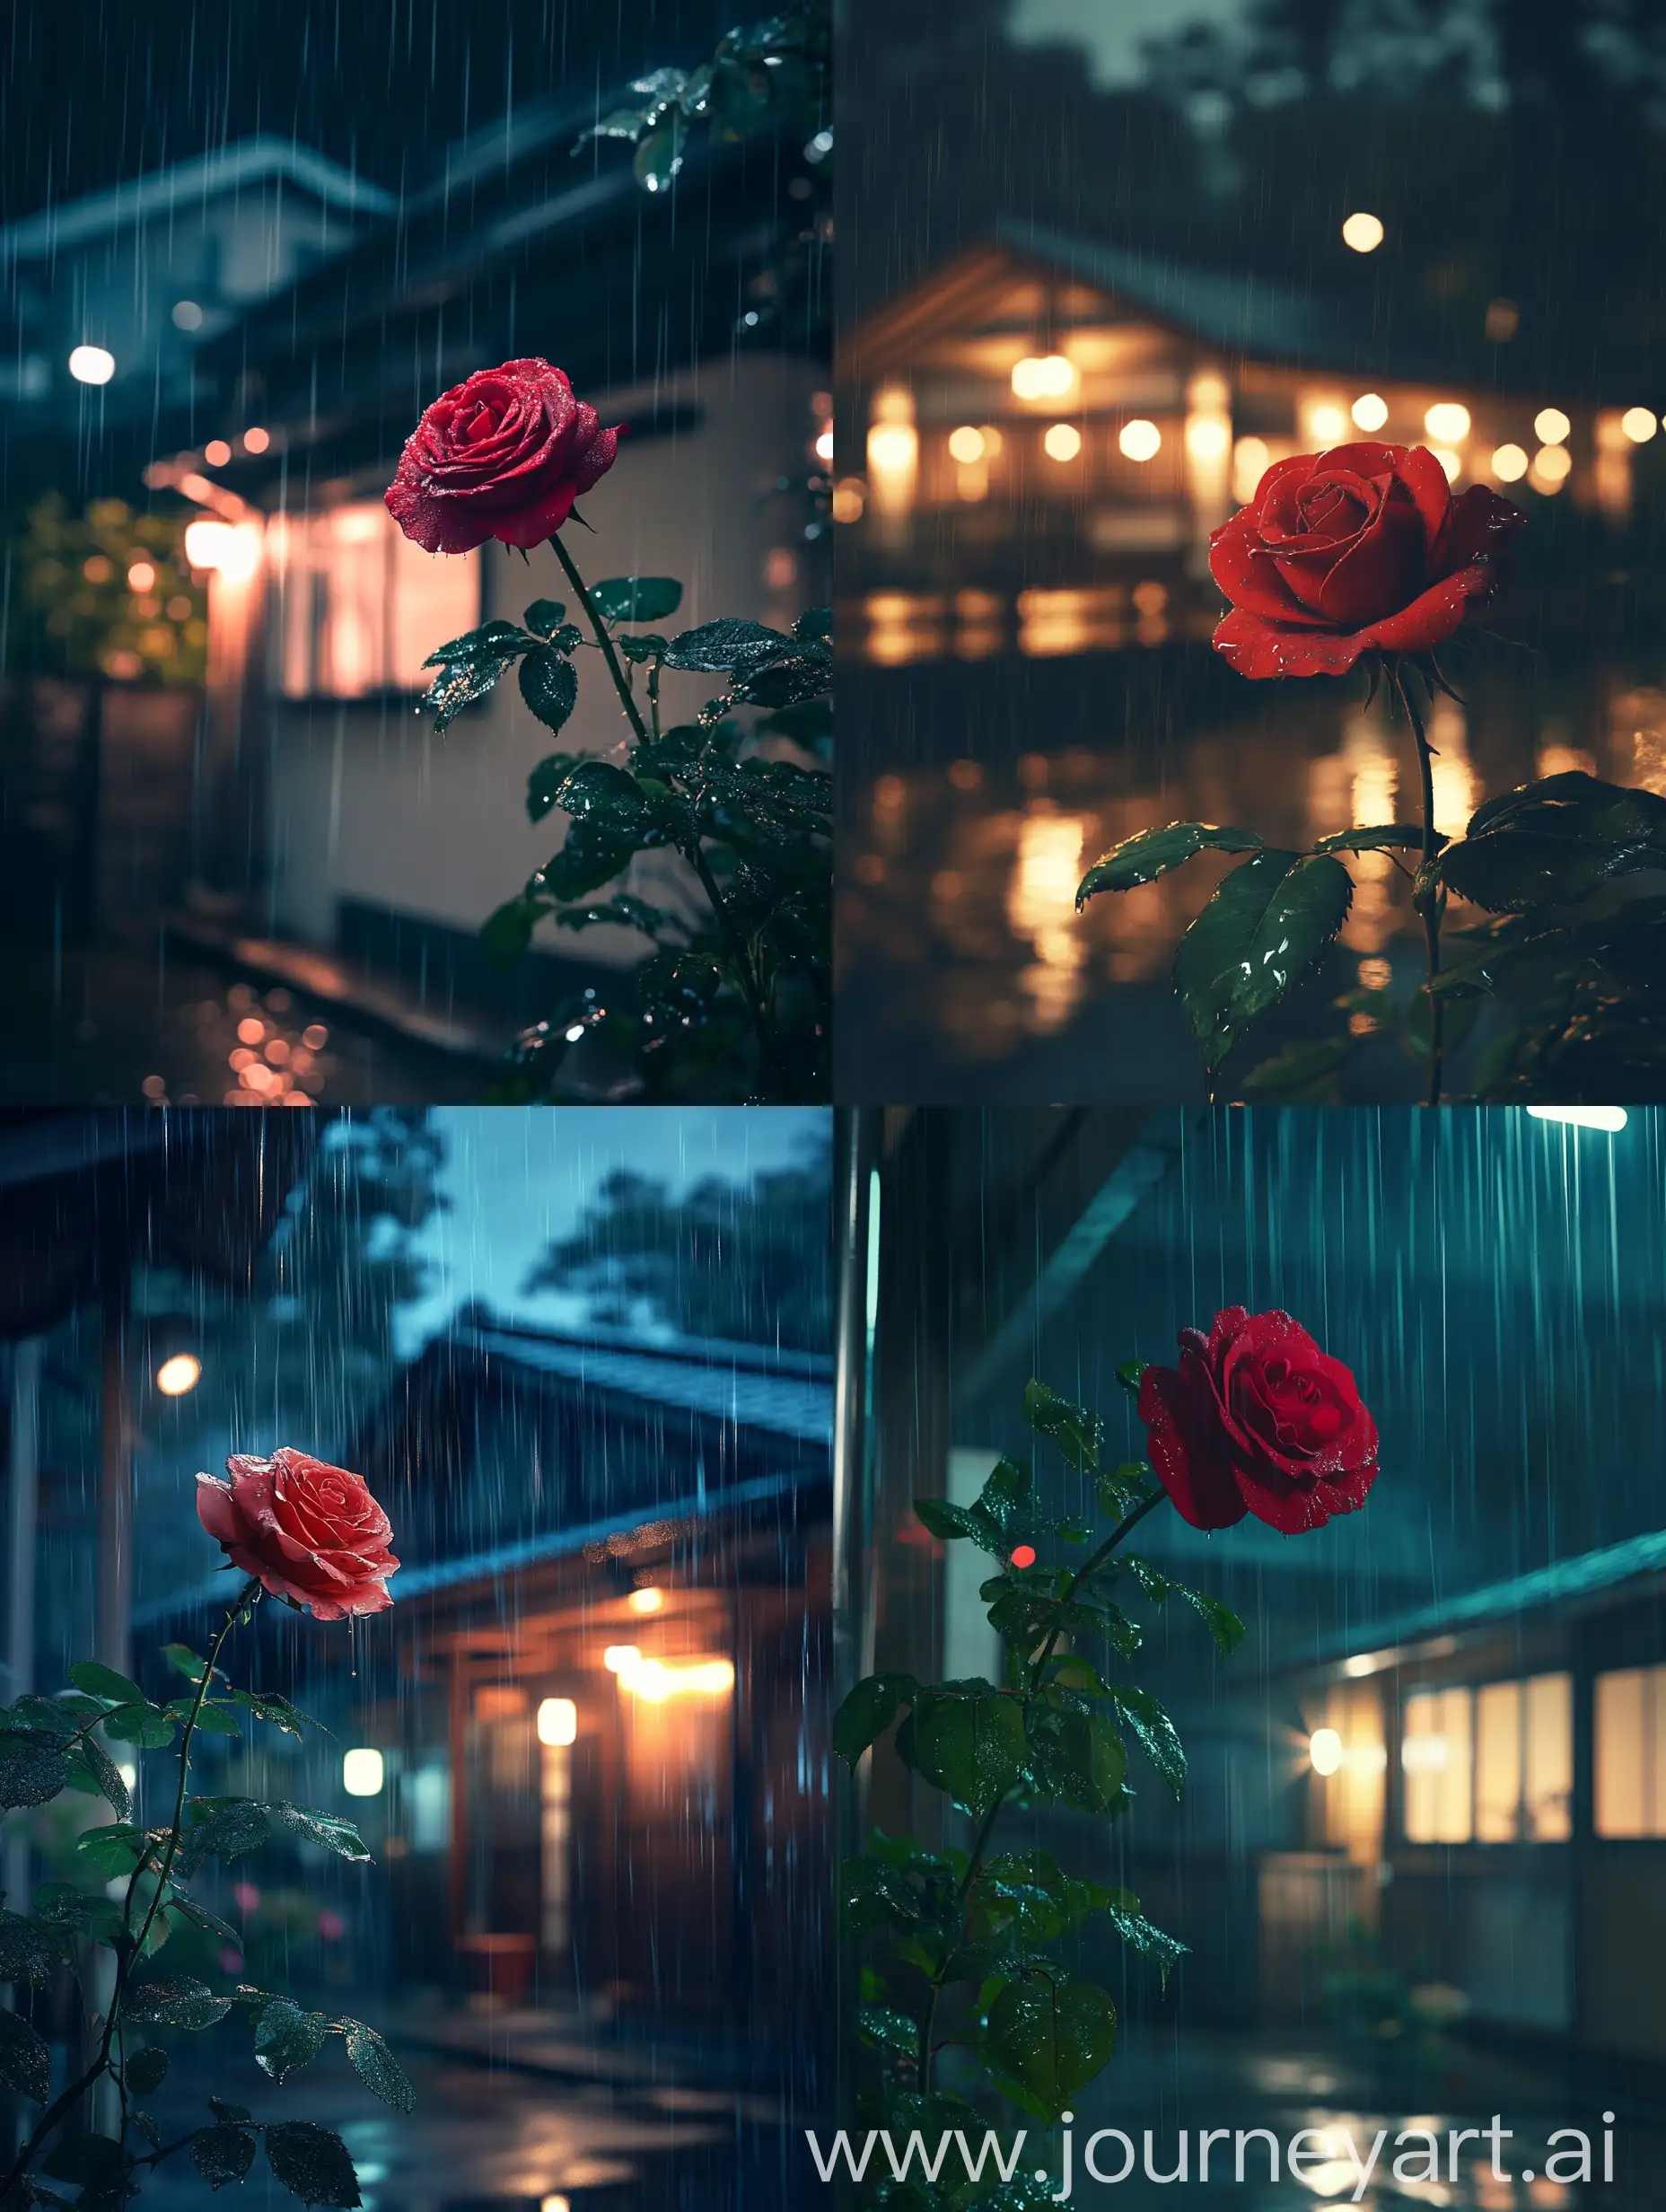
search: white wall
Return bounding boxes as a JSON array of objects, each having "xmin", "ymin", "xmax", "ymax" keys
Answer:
[{"xmin": 263, "ymin": 350, "xmax": 825, "ymax": 966}]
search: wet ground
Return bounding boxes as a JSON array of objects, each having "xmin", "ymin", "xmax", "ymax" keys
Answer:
[
  {"xmin": 837, "ymin": 640, "xmax": 1664, "ymax": 1102},
  {"xmin": 0, "ymin": 942, "xmax": 492, "ymax": 1106}
]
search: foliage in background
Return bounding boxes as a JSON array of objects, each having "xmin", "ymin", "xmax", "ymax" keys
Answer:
[
  {"xmin": 425, "ymin": 575, "xmax": 830, "ymax": 1105},
  {"xmin": 1, "ymin": 496, "xmax": 206, "ymax": 686},
  {"xmin": 523, "ymin": 1127, "xmax": 832, "ymax": 1352},
  {"xmin": 0, "ymin": 1589, "xmax": 409, "ymax": 2208},
  {"xmin": 833, "ymin": 1374, "xmax": 1245, "ymax": 2208}
]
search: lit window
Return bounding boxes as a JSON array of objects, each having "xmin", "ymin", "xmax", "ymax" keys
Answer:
[
  {"xmin": 1595, "ymin": 1665, "xmax": 1666, "ymax": 1837},
  {"xmin": 1402, "ymin": 1687, "xmax": 1472, "ymax": 1841},
  {"xmin": 269, "ymin": 503, "xmax": 481, "ymax": 699}
]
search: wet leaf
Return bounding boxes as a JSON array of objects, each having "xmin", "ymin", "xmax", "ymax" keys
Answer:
[
  {"xmin": 522, "ymin": 598, "xmax": 567, "ymax": 636},
  {"xmin": 67, "ymin": 1662, "xmax": 149, "ymax": 1707},
  {"xmin": 913, "ymin": 1497, "xmax": 1003, "ymax": 1551},
  {"xmin": 1311, "ymin": 823, "xmax": 1427, "ymax": 856},
  {"xmin": 1111, "ymin": 1686, "xmax": 1186, "ymax": 1796},
  {"xmin": 343, "ymin": 2020, "xmax": 416, "ymax": 2111},
  {"xmin": 895, "ymin": 1688, "xmax": 1026, "ymax": 1813},
  {"xmin": 254, "ymin": 1998, "xmax": 332, "ymax": 2084},
  {"xmin": 192, "ymin": 2125, "xmax": 258, "ymax": 2190},
  {"xmin": 0, "ymin": 2005, "xmax": 50, "ymax": 2102},
  {"xmin": 125, "ymin": 1976, "xmax": 232, "ymax": 2030},
  {"xmin": 265, "ymin": 2121, "xmax": 362, "ymax": 2208},
  {"xmin": 1172, "ymin": 850, "xmax": 1353, "ymax": 1072},
  {"xmin": 1022, "ymin": 1380, "xmax": 1101, "ymax": 1470},
  {"xmin": 1077, "ymin": 821, "xmax": 1263, "ymax": 903},
  {"xmin": 588, "ymin": 576, "xmax": 683, "ymax": 623},
  {"xmin": 480, "ymin": 891, "xmax": 550, "ymax": 970},
  {"xmin": 662, "ymin": 618, "xmax": 795, "ymax": 672},
  {"xmin": 518, "ymin": 647, "xmax": 579, "ymax": 733},
  {"xmin": 41, "ymin": 2131, "xmax": 127, "ymax": 2185},
  {"xmin": 267, "ymin": 1804, "xmax": 371, "ymax": 1862},
  {"xmin": 0, "ymin": 1739, "xmax": 68, "ymax": 1811},
  {"xmin": 1439, "ymin": 830, "xmax": 1659, "ymax": 913},
  {"xmin": 0, "ymin": 1909, "xmax": 66, "ymax": 1986},
  {"xmin": 1048, "ymin": 1710, "xmax": 1127, "ymax": 1813},
  {"xmin": 79, "ymin": 1734, "xmax": 133, "ymax": 1821},
  {"xmin": 857, "ymin": 2004, "xmax": 921, "ymax": 2058},
  {"xmin": 982, "ymin": 1971, "xmax": 1117, "ymax": 2123},
  {"xmin": 832, "ymin": 1672, "xmax": 918, "ymax": 1763},
  {"xmin": 101, "ymin": 1701, "xmax": 176, "ymax": 1748},
  {"xmin": 124, "ymin": 2046, "xmax": 169, "ymax": 2095}
]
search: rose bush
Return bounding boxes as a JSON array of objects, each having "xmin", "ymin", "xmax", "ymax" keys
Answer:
[
  {"xmin": 1138, "ymin": 1305, "xmax": 1378, "ymax": 1533},
  {"xmin": 196, "ymin": 1448, "xmax": 399, "ymax": 1620},
  {"xmin": 384, "ymin": 357, "xmax": 620, "ymax": 553},
  {"xmin": 1209, "ymin": 440, "xmax": 1524, "ymax": 678}
]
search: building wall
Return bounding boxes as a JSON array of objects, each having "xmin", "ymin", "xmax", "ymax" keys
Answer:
[{"xmin": 262, "ymin": 350, "xmax": 825, "ymax": 965}]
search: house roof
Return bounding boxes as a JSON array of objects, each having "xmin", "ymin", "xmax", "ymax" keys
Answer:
[
  {"xmin": 1301, "ymin": 1525, "xmax": 1666, "ymax": 1669},
  {"xmin": 0, "ymin": 136, "xmax": 395, "ymax": 262}
]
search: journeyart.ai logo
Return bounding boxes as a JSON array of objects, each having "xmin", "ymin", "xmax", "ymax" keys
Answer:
[{"xmin": 804, "ymin": 2114, "xmax": 1619, "ymax": 2200}]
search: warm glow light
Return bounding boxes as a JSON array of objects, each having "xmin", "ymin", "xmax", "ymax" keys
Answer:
[
  {"xmin": 1341, "ymin": 211, "xmax": 1384, "ymax": 253},
  {"xmin": 1425, "ymin": 403, "xmax": 1470, "ymax": 443},
  {"xmin": 602, "ymin": 1646, "xmax": 641, "ymax": 1674},
  {"xmin": 1526, "ymin": 1106, "xmax": 1627, "ymax": 1133},
  {"xmin": 1343, "ymin": 1654, "xmax": 1381, "ymax": 1679},
  {"xmin": 1011, "ymin": 354, "xmax": 1074, "ymax": 401},
  {"xmin": 542, "ymin": 2197, "xmax": 572, "ymax": 2212},
  {"xmin": 1118, "ymin": 419, "xmax": 1161, "ymax": 462},
  {"xmin": 1534, "ymin": 408, "xmax": 1571, "ymax": 445},
  {"xmin": 1431, "ymin": 447, "xmax": 1462, "ymax": 483},
  {"xmin": 1010, "ymin": 1545, "xmax": 1037, "ymax": 1569},
  {"xmin": 1310, "ymin": 1727, "xmax": 1345, "ymax": 1776},
  {"xmin": 155, "ymin": 1354, "xmax": 202, "ymax": 1397},
  {"xmin": 1533, "ymin": 443, "xmax": 1573, "ymax": 486},
  {"xmin": 1351, "ymin": 392, "xmax": 1389, "ymax": 432},
  {"xmin": 127, "ymin": 561, "xmax": 157, "ymax": 592},
  {"xmin": 1491, "ymin": 443, "xmax": 1529, "ymax": 482},
  {"xmin": 1621, "ymin": 407, "xmax": 1657, "ymax": 444},
  {"xmin": 627, "ymin": 1586, "xmax": 665, "ymax": 1616},
  {"xmin": 203, "ymin": 439, "xmax": 232, "ymax": 467},
  {"xmin": 183, "ymin": 519, "xmax": 259, "ymax": 580},
  {"xmin": 1232, "ymin": 436, "xmax": 1270, "ymax": 502},
  {"xmin": 242, "ymin": 426, "xmax": 271, "ymax": 454},
  {"xmin": 814, "ymin": 426, "xmax": 834, "ymax": 462},
  {"xmin": 948, "ymin": 425, "xmax": 986, "ymax": 463},
  {"xmin": 1042, "ymin": 422, "xmax": 1082, "ymax": 461},
  {"xmin": 1184, "ymin": 413, "xmax": 1231, "ymax": 460},
  {"xmin": 537, "ymin": 1698, "xmax": 578, "ymax": 1747},
  {"xmin": 1308, "ymin": 403, "xmax": 1347, "ymax": 444},
  {"xmin": 342, "ymin": 1749, "xmax": 384, "ymax": 1797},
  {"xmin": 68, "ymin": 345, "xmax": 116, "ymax": 385},
  {"xmin": 611, "ymin": 1652, "xmax": 735, "ymax": 1703}
]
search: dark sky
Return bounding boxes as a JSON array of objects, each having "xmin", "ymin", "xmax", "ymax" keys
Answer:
[{"xmin": 0, "ymin": 0, "xmax": 738, "ymax": 216}]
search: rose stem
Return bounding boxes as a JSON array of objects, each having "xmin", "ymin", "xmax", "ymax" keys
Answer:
[
  {"xmin": 1392, "ymin": 661, "xmax": 1444, "ymax": 1107},
  {"xmin": 916, "ymin": 1485, "xmax": 1170, "ymax": 2094},
  {"xmin": 547, "ymin": 531, "xmax": 792, "ymax": 1102},
  {"xmin": 0, "ymin": 1576, "xmax": 262, "ymax": 2199}
]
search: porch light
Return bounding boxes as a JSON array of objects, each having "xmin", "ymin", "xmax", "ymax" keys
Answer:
[
  {"xmin": 627, "ymin": 1586, "xmax": 665, "ymax": 1616},
  {"xmin": 154, "ymin": 1353, "xmax": 202, "ymax": 1396},
  {"xmin": 1526, "ymin": 1106, "xmax": 1627, "ymax": 1132},
  {"xmin": 1042, "ymin": 423, "xmax": 1081, "ymax": 461},
  {"xmin": 68, "ymin": 345, "xmax": 116, "ymax": 385},
  {"xmin": 1340, "ymin": 212, "xmax": 1384, "ymax": 253},
  {"xmin": 948, "ymin": 426, "xmax": 985, "ymax": 463},
  {"xmin": 1425, "ymin": 402, "xmax": 1470, "ymax": 443},
  {"xmin": 1306, "ymin": 403, "xmax": 1347, "ymax": 445},
  {"xmin": 1011, "ymin": 354, "xmax": 1074, "ymax": 401},
  {"xmin": 537, "ymin": 1698, "xmax": 578, "ymax": 1747},
  {"xmin": 1118, "ymin": 420, "xmax": 1161, "ymax": 462},
  {"xmin": 342, "ymin": 1748, "xmax": 384, "ymax": 1796},
  {"xmin": 1621, "ymin": 408, "xmax": 1657, "ymax": 443},
  {"xmin": 1309, "ymin": 1727, "xmax": 1344, "ymax": 1776},
  {"xmin": 183, "ymin": 519, "xmax": 260, "ymax": 581},
  {"xmin": 1491, "ymin": 443, "xmax": 1529, "ymax": 482},
  {"xmin": 1533, "ymin": 408, "xmax": 1571, "ymax": 445},
  {"xmin": 616, "ymin": 1655, "xmax": 735, "ymax": 1703},
  {"xmin": 1351, "ymin": 392, "xmax": 1389, "ymax": 432}
]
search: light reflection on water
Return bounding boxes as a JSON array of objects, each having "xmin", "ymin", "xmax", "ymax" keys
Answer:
[{"xmin": 844, "ymin": 668, "xmax": 1666, "ymax": 1073}]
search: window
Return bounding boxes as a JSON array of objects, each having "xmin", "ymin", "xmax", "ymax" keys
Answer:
[
  {"xmin": 1402, "ymin": 1673, "xmax": 1571, "ymax": 1845},
  {"xmin": 267, "ymin": 501, "xmax": 480, "ymax": 699},
  {"xmin": 1595, "ymin": 1665, "xmax": 1666, "ymax": 1838}
]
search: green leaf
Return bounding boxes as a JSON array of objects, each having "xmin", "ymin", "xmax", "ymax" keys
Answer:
[
  {"xmin": 540, "ymin": 817, "xmax": 651, "ymax": 900},
  {"xmin": 41, "ymin": 2131, "xmax": 127, "ymax": 2186},
  {"xmin": 982, "ymin": 1971, "xmax": 1117, "ymax": 2124},
  {"xmin": 977, "ymin": 1457, "xmax": 1035, "ymax": 1532},
  {"xmin": 162, "ymin": 1645, "xmax": 213, "ymax": 1684},
  {"xmin": 192, "ymin": 2125, "xmax": 258, "ymax": 2190},
  {"xmin": 125, "ymin": 1976, "xmax": 233, "ymax": 2031},
  {"xmin": 857, "ymin": 2004, "xmax": 921, "ymax": 2058},
  {"xmin": 67, "ymin": 1662, "xmax": 149, "ymax": 1706},
  {"xmin": 895, "ymin": 1688, "xmax": 1026, "ymax": 1814},
  {"xmin": 177, "ymin": 1796, "xmax": 273, "ymax": 1875},
  {"xmin": 1048, "ymin": 1710, "xmax": 1128, "ymax": 1813},
  {"xmin": 518, "ymin": 647, "xmax": 579, "ymax": 733},
  {"xmin": 479, "ymin": 891, "xmax": 549, "ymax": 970},
  {"xmin": 1077, "ymin": 821, "xmax": 1263, "ymax": 904},
  {"xmin": 1022, "ymin": 1380, "xmax": 1101, "ymax": 1471},
  {"xmin": 267, "ymin": 1804, "xmax": 371, "ymax": 1862},
  {"xmin": 662, "ymin": 618, "xmax": 794, "ymax": 672},
  {"xmin": 840, "ymin": 1855, "xmax": 925, "ymax": 1935},
  {"xmin": 165, "ymin": 1699, "xmax": 241, "ymax": 1738},
  {"xmin": 0, "ymin": 1738, "xmax": 68, "ymax": 1811},
  {"xmin": 1172, "ymin": 850, "xmax": 1354, "ymax": 1071},
  {"xmin": 124, "ymin": 2046, "xmax": 169, "ymax": 2095},
  {"xmin": 130, "ymin": 2106, "xmax": 162, "ymax": 2152},
  {"xmin": 254, "ymin": 1998, "xmax": 332, "ymax": 2085},
  {"xmin": 587, "ymin": 575, "xmax": 683, "ymax": 623},
  {"xmin": 1440, "ymin": 830, "xmax": 1658, "ymax": 913},
  {"xmin": 1116, "ymin": 1359, "xmax": 1149, "ymax": 1397},
  {"xmin": 527, "ymin": 751, "xmax": 583, "ymax": 824},
  {"xmin": 265, "ymin": 2121, "xmax": 362, "ymax": 2208},
  {"xmin": 732, "ymin": 651, "xmax": 832, "ymax": 709},
  {"xmin": 794, "ymin": 605, "xmax": 833, "ymax": 642},
  {"xmin": 33, "ymin": 1883, "xmax": 124, "ymax": 1941},
  {"xmin": 1311, "ymin": 824, "xmax": 1427, "ymax": 856},
  {"xmin": 914, "ymin": 1497, "xmax": 1004, "ymax": 1552},
  {"xmin": 223, "ymin": 1688, "xmax": 326, "ymax": 1741},
  {"xmin": 832, "ymin": 1672, "xmax": 918, "ymax": 1763},
  {"xmin": 101, "ymin": 1702, "xmax": 175, "ymax": 1748},
  {"xmin": 210, "ymin": 2097, "xmax": 253, "ymax": 2124},
  {"xmin": 1111, "ymin": 1686, "xmax": 1187, "ymax": 1796},
  {"xmin": 522, "ymin": 598, "xmax": 567, "ymax": 636},
  {"xmin": 420, "ymin": 619, "xmax": 539, "ymax": 668},
  {"xmin": 0, "ymin": 2005, "xmax": 50, "ymax": 2102},
  {"xmin": 0, "ymin": 1909, "xmax": 67, "ymax": 1986},
  {"xmin": 170, "ymin": 1892, "xmax": 243, "ymax": 1947},
  {"xmin": 1173, "ymin": 1587, "xmax": 1246, "ymax": 1658},
  {"xmin": 633, "ymin": 117, "xmax": 686, "ymax": 192},
  {"xmin": 1096, "ymin": 1462, "xmax": 1155, "ymax": 1520},
  {"xmin": 343, "ymin": 2020, "xmax": 416, "ymax": 2111},
  {"xmin": 75, "ymin": 1824, "xmax": 146, "ymax": 1879},
  {"xmin": 1103, "ymin": 1901, "xmax": 1188, "ymax": 1989},
  {"xmin": 79, "ymin": 1734, "xmax": 133, "ymax": 1821}
]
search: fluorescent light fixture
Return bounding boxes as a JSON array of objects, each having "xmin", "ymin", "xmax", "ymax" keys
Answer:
[
  {"xmin": 1525, "ymin": 1106, "xmax": 1627, "ymax": 1132},
  {"xmin": 342, "ymin": 1748, "xmax": 384, "ymax": 1796},
  {"xmin": 537, "ymin": 1698, "xmax": 577, "ymax": 1747}
]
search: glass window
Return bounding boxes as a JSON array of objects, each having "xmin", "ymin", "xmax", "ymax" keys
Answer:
[
  {"xmin": 1524, "ymin": 1672, "xmax": 1573, "ymax": 1841},
  {"xmin": 1402, "ymin": 1686, "xmax": 1473, "ymax": 1843},
  {"xmin": 1475, "ymin": 1679, "xmax": 1521, "ymax": 1842},
  {"xmin": 268, "ymin": 502, "xmax": 480, "ymax": 699},
  {"xmin": 1594, "ymin": 1664, "xmax": 1666, "ymax": 1838}
]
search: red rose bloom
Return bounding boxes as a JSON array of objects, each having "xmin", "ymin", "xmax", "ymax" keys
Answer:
[
  {"xmin": 1208, "ymin": 441, "xmax": 1523, "ymax": 678},
  {"xmin": 1137, "ymin": 1307, "xmax": 1378, "ymax": 1535},
  {"xmin": 385, "ymin": 357, "xmax": 621, "ymax": 555},
  {"xmin": 196, "ymin": 1448, "xmax": 399, "ymax": 1620}
]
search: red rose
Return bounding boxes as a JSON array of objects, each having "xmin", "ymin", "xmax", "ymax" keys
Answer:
[
  {"xmin": 1208, "ymin": 441, "xmax": 1523, "ymax": 678},
  {"xmin": 385, "ymin": 357, "xmax": 621, "ymax": 555},
  {"xmin": 196, "ymin": 1448, "xmax": 399, "ymax": 1620},
  {"xmin": 1137, "ymin": 1307, "xmax": 1378, "ymax": 1535}
]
